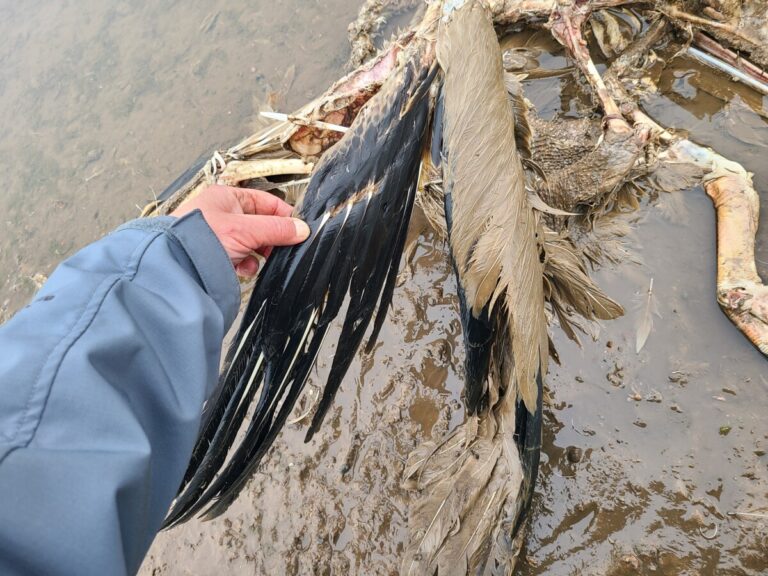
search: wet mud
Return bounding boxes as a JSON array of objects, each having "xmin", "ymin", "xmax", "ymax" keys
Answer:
[{"xmin": 0, "ymin": 1, "xmax": 765, "ymax": 575}]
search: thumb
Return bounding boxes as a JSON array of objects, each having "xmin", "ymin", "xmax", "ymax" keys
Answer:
[{"xmin": 228, "ymin": 214, "xmax": 311, "ymax": 250}]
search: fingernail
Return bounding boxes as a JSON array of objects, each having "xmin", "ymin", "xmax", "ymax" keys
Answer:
[{"xmin": 293, "ymin": 218, "xmax": 311, "ymax": 240}]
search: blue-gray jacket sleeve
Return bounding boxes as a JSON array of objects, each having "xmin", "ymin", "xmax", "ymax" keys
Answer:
[{"xmin": 0, "ymin": 210, "xmax": 240, "ymax": 576}]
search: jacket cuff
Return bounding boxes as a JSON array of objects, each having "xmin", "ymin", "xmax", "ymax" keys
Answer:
[
  {"xmin": 167, "ymin": 211, "xmax": 240, "ymax": 329},
  {"xmin": 118, "ymin": 212, "xmax": 240, "ymax": 329}
]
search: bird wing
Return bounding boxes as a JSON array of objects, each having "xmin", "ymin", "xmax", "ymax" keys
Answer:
[
  {"xmin": 438, "ymin": 0, "xmax": 548, "ymax": 414},
  {"xmin": 164, "ymin": 43, "xmax": 437, "ymax": 527}
]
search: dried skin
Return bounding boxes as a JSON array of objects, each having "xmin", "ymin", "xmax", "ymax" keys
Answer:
[
  {"xmin": 287, "ymin": 41, "xmax": 406, "ymax": 156},
  {"xmin": 676, "ymin": 0, "xmax": 768, "ymax": 67},
  {"xmin": 348, "ymin": 0, "xmax": 390, "ymax": 69},
  {"xmin": 347, "ymin": 0, "xmax": 421, "ymax": 69},
  {"xmin": 529, "ymin": 116, "xmax": 602, "ymax": 174}
]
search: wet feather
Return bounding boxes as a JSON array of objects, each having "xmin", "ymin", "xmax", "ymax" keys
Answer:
[
  {"xmin": 636, "ymin": 277, "xmax": 659, "ymax": 353},
  {"xmin": 165, "ymin": 36, "xmax": 437, "ymax": 525},
  {"xmin": 402, "ymin": 4, "xmax": 545, "ymax": 574},
  {"xmin": 439, "ymin": 0, "xmax": 547, "ymax": 414}
]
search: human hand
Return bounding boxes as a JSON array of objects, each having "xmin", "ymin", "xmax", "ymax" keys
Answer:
[{"xmin": 171, "ymin": 184, "xmax": 310, "ymax": 277}]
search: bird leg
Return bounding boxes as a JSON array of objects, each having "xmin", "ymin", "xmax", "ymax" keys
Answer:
[
  {"xmin": 603, "ymin": 17, "xmax": 674, "ymax": 143},
  {"xmin": 661, "ymin": 140, "xmax": 768, "ymax": 354},
  {"xmin": 590, "ymin": 18, "xmax": 768, "ymax": 355},
  {"xmin": 706, "ymin": 174, "xmax": 768, "ymax": 354}
]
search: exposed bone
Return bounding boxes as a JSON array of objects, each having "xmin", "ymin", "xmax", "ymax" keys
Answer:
[
  {"xmin": 260, "ymin": 111, "xmax": 349, "ymax": 134},
  {"xmin": 600, "ymin": 17, "xmax": 675, "ymax": 142},
  {"xmin": 149, "ymin": 0, "xmax": 767, "ymax": 219},
  {"xmin": 216, "ymin": 158, "xmax": 314, "ymax": 187},
  {"xmin": 487, "ymin": 0, "xmax": 644, "ymax": 25},
  {"xmin": 548, "ymin": 0, "xmax": 631, "ymax": 133},
  {"xmin": 602, "ymin": 16, "xmax": 675, "ymax": 142},
  {"xmin": 689, "ymin": 47, "xmax": 768, "ymax": 95},
  {"xmin": 608, "ymin": 34, "xmax": 768, "ymax": 354},
  {"xmin": 606, "ymin": 32, "xmax": 768, "ymax": 354},
  {"xmin": 690, "ymin": 33, "xmax": 768, "ymax": 95},
  {"xmin": 664, "ymin": 6, "xmax": 761, "ymax": 47},
  {"xmin": 694, "ymin": 32, "xmax": 768, "ymax": 84}
]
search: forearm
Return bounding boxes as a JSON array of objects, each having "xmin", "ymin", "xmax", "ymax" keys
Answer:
[{"xmin": 0, "ymin": 211, "xmax": 239, "ymax": 576}]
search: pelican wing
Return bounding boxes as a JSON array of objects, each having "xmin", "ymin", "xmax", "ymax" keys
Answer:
[
  {"xmin": 439, "ymin": 0, "xmax": 547, "ymax": 414},
  {"xmin": 402, "ymin": 4, "xmax": 547, "ymax": 573},
  {"xmin": 165, "ymin": 46, "xmax": 436, "ymax": 526}
]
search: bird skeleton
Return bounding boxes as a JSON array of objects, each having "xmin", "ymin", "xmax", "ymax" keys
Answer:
[{"xmin": 143, "ymin": 0, "xmax": 768, "ymax": 572}]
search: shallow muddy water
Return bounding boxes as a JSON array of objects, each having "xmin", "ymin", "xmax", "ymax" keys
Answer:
[{"xmin": 0, "ymin": 2, "xmax": 765, "ymax": 575}]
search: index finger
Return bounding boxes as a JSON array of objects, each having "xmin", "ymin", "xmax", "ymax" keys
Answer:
[{"xmin": 230, "ymin": 187, "xmax": 294, "ymax": 217}]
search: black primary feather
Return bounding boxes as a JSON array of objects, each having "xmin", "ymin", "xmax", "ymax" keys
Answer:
[
  {"xmin": 164, "ymin": 52, "xmax": 436, "ymax": 527},
  {"xmin": 512, "ymin": 370, "xmax": 543, "ymax": 535}
]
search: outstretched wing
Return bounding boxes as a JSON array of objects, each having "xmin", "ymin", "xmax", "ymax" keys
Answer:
[
  {"xmin": 434, "ymin": 84, "xmax": 495, "ymax": 415},
  {"xmin": 165, "ymin": 48, "xmax": 436, "ymax": 527},
  {"xmin": 402, "ymin": 4, "xmax": 546, "ymax": 573}
]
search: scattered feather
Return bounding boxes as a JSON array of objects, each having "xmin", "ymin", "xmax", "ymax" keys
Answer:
[{"xmin": 636, "ymin": 277, "xmax": 659, "ymax": 353}]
